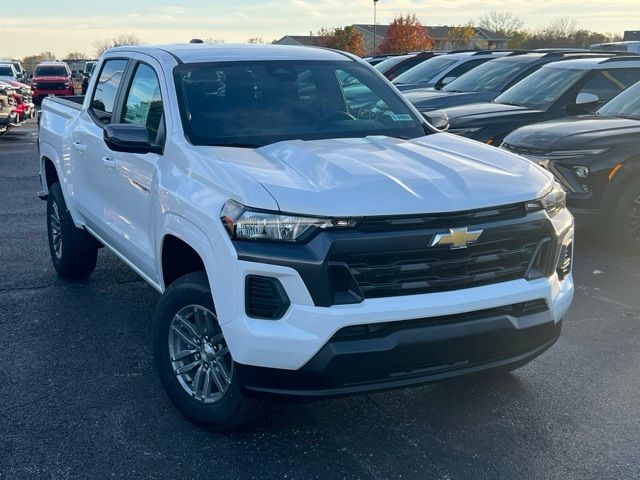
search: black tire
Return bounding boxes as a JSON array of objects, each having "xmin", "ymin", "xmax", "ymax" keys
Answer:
[
  {"xmin": 153, "ymin": 271, "xmax": 264, "ymax": 431},
  {"xmin": 47, "ymin": 182, "xmax": 98, "ymax": 278},
  {"xmin": 609, "ymin": 182, "xmax": 640, "ymax": 254}
]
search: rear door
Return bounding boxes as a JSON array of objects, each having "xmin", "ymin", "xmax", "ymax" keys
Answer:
[
  {"xmin": 99, "ymin": 57, "xmax": 166, "ymax": 281},
  {"xmin": 72, "ymin": 58, "xmax": 129, "ymax": 230}
]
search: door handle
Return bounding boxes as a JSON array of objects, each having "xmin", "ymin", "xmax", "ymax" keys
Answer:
[
  {"xmin": 72, "ymin": 141, "xmax": 87, "ymax": 153},
  {"xmin": 102, "ymin": 156, "xmax": 117, "ymax": 169}
]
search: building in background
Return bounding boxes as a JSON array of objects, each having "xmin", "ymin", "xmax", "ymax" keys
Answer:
[{"xmin": 275, "ymin": 25, "xmax": 507, "ymax": 55}]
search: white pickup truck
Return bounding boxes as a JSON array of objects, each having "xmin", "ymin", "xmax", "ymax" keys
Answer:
[{"xmin": 38, "ymin": 44, "xmax": 574, "ymax": 431}]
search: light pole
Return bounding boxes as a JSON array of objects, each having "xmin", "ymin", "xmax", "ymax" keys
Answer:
[{"xmin": 373, "ymin": 0, "xmax": 379, "ymax": 56}]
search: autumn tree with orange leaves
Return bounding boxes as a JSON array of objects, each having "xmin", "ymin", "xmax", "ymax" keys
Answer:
[
  {"xmin": 316, "ymin": 26, "xmax": 366, "ymax": 57},
  {"xmin": 379, "ymin": 14, "xmax": 433, "ymax": 54}
]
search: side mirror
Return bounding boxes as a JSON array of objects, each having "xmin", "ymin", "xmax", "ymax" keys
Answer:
[
  {"xmin": 435, "ymin": 76, "xmax": 455, "ymax": 90},
  {"xmin": 575, "ymin": 92, "xmax": 599, "ymax": 108},
  {"xmin": 103, "ymin": 124, "xmax": 162, "ymax": 154},
  {"xmin": 422, "ymin": 111, "xmax": 450, "ymax": 131},
  {"xmin": 28, "ymin": 73, "xmax": 33, "ymax": 80}
]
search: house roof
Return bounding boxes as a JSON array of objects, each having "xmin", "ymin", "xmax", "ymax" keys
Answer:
[{"xmin": 276, "ymin": 35, "xmax": 319, "ymax": 46}]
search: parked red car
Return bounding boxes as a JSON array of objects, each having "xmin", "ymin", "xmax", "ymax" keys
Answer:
[
  {"xmin": 2, "ymin": 80, "xmax": 35, "ymax": 120},
  {"xmin": 31, "ymin": 62, "xmax": 73, "ymax": 101}
]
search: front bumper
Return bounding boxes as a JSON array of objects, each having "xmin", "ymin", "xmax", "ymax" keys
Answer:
[
  {"xmin": 217, "ymin": 208, "xmax": 574, "ymax": 382},
  {"xmin": 33, "ymin": 89, "xmax": 73, "ymax": 99},
  {"xmin": 238, "ymin": 307, "xmax": 562, "ymax": 399}
]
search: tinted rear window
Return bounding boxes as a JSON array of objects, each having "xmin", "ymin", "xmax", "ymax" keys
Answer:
[{"xmin": 0, "ymin": 66, "xmax": 13, "ymax": 76}]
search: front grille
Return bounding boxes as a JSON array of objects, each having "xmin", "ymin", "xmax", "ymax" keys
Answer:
[
  {"xmin": 329, "ymin": 220, "xmax": 551, "ymax": 300},
  {"xmin": 36, "ymin": 82, "xmax": 67, "ymax": 90}
]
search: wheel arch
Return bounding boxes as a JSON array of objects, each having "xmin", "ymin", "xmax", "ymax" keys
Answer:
[
  {"xmin": 600, "ymin": 158, "xmax": 640, "ymax": 221},
  {"xmin": 157, "ymin": 213, "xmax": 238, "ymax": 324}
]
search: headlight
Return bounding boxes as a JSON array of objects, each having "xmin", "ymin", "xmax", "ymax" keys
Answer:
[
  {"xmin": 447, "ymin": 127, "xmax": 481, "ymax": 135},
  {"xmin": 546, "ymin": 149, "xmax": 607, "ymax": 158},
  {"xmin": 526, "ymin": 183, "xmax": 566, "ymax": 217},
  {"xmin": 220, "ymin": 200, "xmax": 357, "ymax": 242}
]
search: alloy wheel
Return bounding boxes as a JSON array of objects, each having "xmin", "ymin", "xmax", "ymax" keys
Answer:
[
  {"xmin": 50, "ymin": 201, "xmax": 62, "ymax": 259},
  {"xmin": 168, "ymin": 305, "xmax": 233, "ymax": 403}
]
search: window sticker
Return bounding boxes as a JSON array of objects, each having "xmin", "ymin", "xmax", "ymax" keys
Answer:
[{"xmin": 389, "ymin": 113, "xmax": 413, "ymax": 121}]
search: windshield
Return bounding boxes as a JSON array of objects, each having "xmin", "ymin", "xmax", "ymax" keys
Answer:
[
  {"xmin": 393, "ymin": 57, "xmax": 458, "ymax": 85},
  {"xmin": 495, "ymin": 66, "xmax": 587, "ymax": 110},
  {"xmin": 597, "ymin": 81, "xmax": 640, "ymax": 119},
  {"xmin": 35, "ymin": 66, "xmax": 68, "ymax": 77},
  {"xmin": 375, "ymin": 55, "xmax": 412, "ymax": 73},
  {"xmin": 0, "ymin": 66, "xmax": 14, "ymax": 76},
  {"xmin": 443, "ymin": 60, "xmax": 529, "ymax": 93},
  {"xmin": 174, "ymin": 60, "xmax": 427, "ymax": 147}
]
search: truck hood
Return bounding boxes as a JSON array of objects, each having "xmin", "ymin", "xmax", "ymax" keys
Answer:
[
  {"xmin": 405, "ymin": 89, "xmax": 494, "ymax": 112},
  {"xmin": 441, "ymin": 102, "xmax": 542, "ymax": 126},
  {"xmin": 204, "ymin": 135, "xmax": 553, "ymax": 217},
  {"xmin": 504, "ymin": 115, "xmax": 640, "ymax": 150}
]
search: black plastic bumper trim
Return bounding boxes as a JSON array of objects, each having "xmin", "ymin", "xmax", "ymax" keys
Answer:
[{"xmin": 237, "ymin": 307, "xmax": 561, "ymax": 399}]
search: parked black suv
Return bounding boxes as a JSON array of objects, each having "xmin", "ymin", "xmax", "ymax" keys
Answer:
[
  {"xmin": 502, "ymin": 80, "xmax": 640, "ymax": 252},
  {"xmin": 404, "ymin": 52, "xmax": 605, "ymax": 112},
  {"xmin": 438, "ymin": 56, "xmax": 640, "ymax": 145}
]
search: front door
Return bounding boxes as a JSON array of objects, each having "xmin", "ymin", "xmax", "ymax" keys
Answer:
[{"xmin": 100, "ymin": 60, "xmax": 165, "ymax": 281}]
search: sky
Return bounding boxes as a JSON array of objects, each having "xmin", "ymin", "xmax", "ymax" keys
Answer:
[{"xmin": 2, "ymin": 0, "xmax": 637, "ymax": 59}]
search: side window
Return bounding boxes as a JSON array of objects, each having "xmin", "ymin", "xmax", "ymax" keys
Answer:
[
  {"xmin": 121, "ymin": 63, "xmax": 163, "ymax": 135},
  {"xmin": 445, "ymin": 59, "xmax": 488, "ymax": 82},
  {"xmin": 90, "ymin": 59, "xmax": 128, "ymax": 121},
  {"xmin": 579, "ymin": 69, "xmax": 640, "ymax": 104}
]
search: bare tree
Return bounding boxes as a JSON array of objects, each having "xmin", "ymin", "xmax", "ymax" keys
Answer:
[
  {"xmin": 94, "ymin": 34, "xmax": 144, "ymax": 56},
  {"xmin": 546, "ymin": 17, "xmax": 578, "ymax": 39},
  {"xmin": 477, "ymin": 11, "xmax": 524, "ymax": 37},
  {"xmin": 64, "ymin": 52, "xmax": 89, "ymax": 60},
  {"xmin": 247, "ymin": 37, "xmax": 265, "ymax": 44}
]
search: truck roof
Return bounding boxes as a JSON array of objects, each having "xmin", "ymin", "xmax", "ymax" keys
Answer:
[
  {"xmin": 542, "ymin": 56, "xmax": 640, "ymax": 69},
  {"xmin": 107, "ymin": 44, "xmax": 354, "ymax": 63}
]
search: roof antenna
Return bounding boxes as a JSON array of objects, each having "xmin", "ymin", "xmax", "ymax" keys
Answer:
[{"xmin": 189, "ymin": 38, "xmax": 204, "ymax": 44}]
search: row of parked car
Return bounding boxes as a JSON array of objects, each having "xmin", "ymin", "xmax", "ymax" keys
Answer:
[
  {"xmin": 0, "ymin": 59, "xmax": 96, "ymax": 137},
  {"xmin": 366, "ymin": 48, "xmax": 640, "ymax": 252}
]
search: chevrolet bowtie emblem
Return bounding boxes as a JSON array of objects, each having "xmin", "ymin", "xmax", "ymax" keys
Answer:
[{"xmin": 430, "ymin": 227, "xmax": 484, "ymax": 249}]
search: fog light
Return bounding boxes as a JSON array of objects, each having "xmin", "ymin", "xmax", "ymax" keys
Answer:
[
  {"xmin": 573, "ymin": 166, "xmax": 590, "ymax": 178},
  {"xmin": 556, "ymin": 241, "xmax": 573, "ymax": 280},
  {"xmin": 245, "ymin": 275, "xmax": 290, "ymax": 320}
]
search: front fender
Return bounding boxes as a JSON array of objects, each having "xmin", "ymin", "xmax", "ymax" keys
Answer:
[{"xmin": 156, "ymin": 212, "xmax": 239, "ymax": 324}]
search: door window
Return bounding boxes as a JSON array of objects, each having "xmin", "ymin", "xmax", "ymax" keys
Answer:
[
  {"xmin": 121, "ymin": 63, "xmax": 163, "ymax": 136},
  {"xmin": 579, "ymin": 69, "xmax": 640, "ymax": 104},
  {"xmin": 90, "ymin": 59, "xmax": 128, "ymax": 121}
]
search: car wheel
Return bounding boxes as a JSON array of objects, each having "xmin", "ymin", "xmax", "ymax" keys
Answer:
[
  {"xmin": 610, "ymin": 183, "xmax": 640, "ymax": 254},
  {"xmin": 153, "ymin": 271, "xmax": 264, "ymax": 431},
  {"xmin": 47, "ymin": 182, "xmax": 98, "ymax": 278}
]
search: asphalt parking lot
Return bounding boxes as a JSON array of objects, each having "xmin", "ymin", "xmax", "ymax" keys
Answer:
[{"xmin": 1, "ymin": 121, "xmax": 639, "ymax": 480}]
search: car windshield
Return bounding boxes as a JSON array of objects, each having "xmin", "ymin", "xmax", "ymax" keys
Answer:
[
  {"xmin": 375, "ymin": 55, "xmax": 412, "ymax": 73},
  {"xmin": 495, "ymin": 66, "xmax": 587, "ymax": 110},
  {"xmin": 174, "ymin": 60, "xmax": 427, "ymax": 148},
  {"xmin": 443, "ymin": 60, "xmax": 529, "ymax": 93},
  {"xmin": 0, "ymin": 66, "xmax": 14, "ymax": 76},
  {"xmin": 35, "ymin": 66, "xmax": 67, "ymax": 76},
  {"xmin": 597, "ymin": 81, "xmax": 640, "ymax": 119},
  {"xmin": 393, "ymin": 57, "xmax": 458, "ymax": 85}
]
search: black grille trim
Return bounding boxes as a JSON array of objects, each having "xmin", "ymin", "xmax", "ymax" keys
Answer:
[
  {"xmin": 357, "ymin": 203, "xmax": 526, "ymax": 232},
  {"xmin": 333, "ymin": 300, "xmax": 549, "ymax": 340}
]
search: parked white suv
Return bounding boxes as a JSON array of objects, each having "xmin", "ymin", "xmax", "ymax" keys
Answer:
[{"xmin": 38, "ymin": 44, "xmax": 574, "ymax": 430}]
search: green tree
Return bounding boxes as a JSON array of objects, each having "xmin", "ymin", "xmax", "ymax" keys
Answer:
[{"xmin": 316, "ymin": 26, "xmax": 366, "ymax": 57}]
